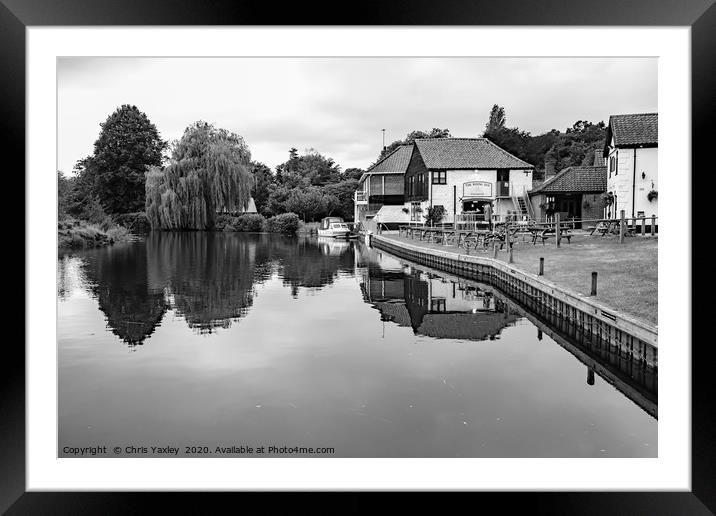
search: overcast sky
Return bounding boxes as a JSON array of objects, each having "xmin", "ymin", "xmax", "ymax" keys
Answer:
[{"xmin": 58, "ymin": 57, "xmax": 657, "ymax": 174}]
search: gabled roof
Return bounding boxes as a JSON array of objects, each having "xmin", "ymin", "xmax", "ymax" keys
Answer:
[
  {"xmin": 414, "ymin": 138, "xmax": 533, "ymax": 170},
  {"xmin": 365, "ymin": 144, "xmax": 413, "ymax": 175},
  {"xmin": 606, "ymin": 113, "xmax": 658, "ymax": 148},
  {"xmin": 530, "ymin": 165, "xmax": 607, "ymax": 195}
]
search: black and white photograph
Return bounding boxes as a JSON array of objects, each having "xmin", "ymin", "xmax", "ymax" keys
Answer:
[
  {"xmin": 56, "ymin": 56, "xmax": 660, "ymax": 459},
  {"xmin": 7, "ymin": 10, "xmax": 710, "ymax": 508}
]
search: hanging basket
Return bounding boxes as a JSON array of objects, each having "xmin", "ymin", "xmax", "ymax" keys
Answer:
[{"xmin": 647, "ymin": 190, "xmax": 658, "ymax": 202}]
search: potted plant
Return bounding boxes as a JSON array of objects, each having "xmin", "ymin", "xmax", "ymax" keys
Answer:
[
  {"xmin": 401, "ymin": 207, "xmax": 409, "ymax": 214},
  {"xmin": 647, "ymin": 190, "xmax": 658, "ymax": 202},
  {"xmin": 601, "ymin": 191, "xmax": 614, "ymax": 207},
  {"xmin": 424, "ymin": 205, "xmax": 446, "ymax": 226}
]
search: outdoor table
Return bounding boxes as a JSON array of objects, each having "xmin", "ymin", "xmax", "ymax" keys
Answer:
[{"xmin": 532, "ymin": 227, "xmax": 572, "ymax": 245}]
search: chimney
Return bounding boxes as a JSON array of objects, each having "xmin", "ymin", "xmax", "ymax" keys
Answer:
[
  {"xmin": 594, "ymin": 149, "xmax": 604, "ymax": 166},
  {"xmin": 544, "ymin": 159, "xmax": 556, "ymax": 179}
]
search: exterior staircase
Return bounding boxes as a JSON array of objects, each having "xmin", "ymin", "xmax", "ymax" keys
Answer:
[{"xmin": 511, "ymin": 186, "xmax": 534, "ymax": 222}]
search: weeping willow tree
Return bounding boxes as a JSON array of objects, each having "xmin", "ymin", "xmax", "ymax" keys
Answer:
[{"xmin": 145, "ymin": 122, "xmax": 252, "ymax": 230}]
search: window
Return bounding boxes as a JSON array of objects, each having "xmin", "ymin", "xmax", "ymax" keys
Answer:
[
  {"xmin": 430, "ymin": 298, "xmax": 446, "ymax": 312},
  {"xmin": 609, "ymin": 154, "xmax": 617, "ymax": 176},
  {"xmin": 432, "ymin": 171, "xmax": 447, "ymax": 184}
]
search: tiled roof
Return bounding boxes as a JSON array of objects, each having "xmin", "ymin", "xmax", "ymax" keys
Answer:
[
  {"xmin": 414, "ymin": 138, "xmax": 533, "ymax": 170},
  {"xmin": 417, "ymin": 312, "xmax": 518, "ymax": 341},
  {"xmin": 608, "ymin": 113, "xmax": 658, "ymax": 147},
  {"xmin": 372, "ymin": 302, "xmax": 518, "ymax": 340},
  {"xmin": 530, "ymin": 166, "xmax": 607, "ymax": 194},
  {"xmin": 366, "ymin": 144, "xmax": 413, "ymax": 174}
]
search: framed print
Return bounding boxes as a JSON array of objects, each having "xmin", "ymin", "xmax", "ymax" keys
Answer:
[{"xmin": 4, "ymin": 0, "xmax": 714, "ymax": 512}]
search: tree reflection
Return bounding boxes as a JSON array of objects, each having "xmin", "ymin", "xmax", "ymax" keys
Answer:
[
  {"xmin": 80, "ymin": 243, "xmax": 168, "ymax": 346},
  {"xmin": 270, "ymin": 236, "xmax": 355, "ymax": 297},
  {"xmin": 146, "ymin": 232, "xmax": 263, "ymax": 333},
  {"xmin": 70, "ymin": 233, "xmax": 360, "ymax": 345}
]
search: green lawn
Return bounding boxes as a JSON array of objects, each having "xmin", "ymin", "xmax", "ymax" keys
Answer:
[{"xmin": 382, "ymin": 231, "xmax": 658, "ymax": 325}]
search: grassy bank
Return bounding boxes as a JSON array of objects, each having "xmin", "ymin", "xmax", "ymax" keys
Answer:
[
  {"xmin": 58, "ymin": 218, "xmax": 135, "ymax": 250},
  {"xmin": 381, "ymin": 232, "xmax": 658, "ymax": 324}
]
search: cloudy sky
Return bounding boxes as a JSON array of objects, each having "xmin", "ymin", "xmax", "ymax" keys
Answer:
[{"xmin": 58, "ymin": 57, "xmax": 657, "ymax": 173}]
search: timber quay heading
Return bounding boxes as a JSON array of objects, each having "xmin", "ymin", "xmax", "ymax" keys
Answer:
[{"xmin": 369, "ymin": 234, "xmax": 657, "ymax": 368}]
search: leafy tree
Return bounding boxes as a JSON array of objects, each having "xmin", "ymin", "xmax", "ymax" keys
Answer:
[
  {"xmin": 145, "ymin": 121, "xmax": 252, "ymax": 230},
  {"xmin": 322, "ymin": 194, "xmax": 342, "ymax": 217},
  {"xmin": 484, "ymin": 104, "xmax": 506, "ymax": 134},
  {"xmin": 481, "ymin": 105, "xmax": 606, "ymax": 180},
  {"xmin": 250, "ymin": 161, "xmax": 274, "ymax": 214},
  {"xmin": 276, "ymin": 148, "xmax": 342, "ymax": 186},
  {"xmin": 343, "ymin": 168, "xmax": 365, "ymax": 181},
  {"xmin": 264, "ymin": 184, "xmax": 293, "ymax": 217},
  {"xmin": 323, "ymin": 179, "xmax": 359, "ymax": 220},
  {"xmin": 284, "ymin": 187, "xmax": 326, "ymax": 222},
  {"xmin": 83, "ymin": 105, "xmax": 166, "ymax": 214},
  {"xmin": 57, "ymin": 171, "xmax": 74, "ymax": 219}
]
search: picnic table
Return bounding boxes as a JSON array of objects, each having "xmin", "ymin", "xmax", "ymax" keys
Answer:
[
  {"xmin": 531, "ymin": 226, "xmax": 572, "ymax": 245},
  {"xmin": 590, "ymin": 220, "xmax": 635, "ymax": 237}
]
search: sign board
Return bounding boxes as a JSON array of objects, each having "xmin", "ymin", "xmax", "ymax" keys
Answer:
[{"xmin": 463, "ymin": 181, "xmax": 492, "ymax": 198}]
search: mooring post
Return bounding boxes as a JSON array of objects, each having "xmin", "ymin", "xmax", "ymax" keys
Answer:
[
  {"xmin": 537, "ymin": 329, "xmax": 543, "ymax": 341},
  {"xmin": 587, "ymin": 367, "xmax": 595, "ymax": 386},
  {"xmin": 641, "ymin": 215, "xmax": 646, "ymax": 236},
  {"xmin": 651, "ymin": 215, "xmax": 656, "ymax": 236},
  {"xmin": 619, "ymin": 210, "xmax": 625, "ymax": 243},
  {"xmin": 508, "ymin": 245, "xmax": 514, "ymax": 264},
  {"xmin": 493, "ymin": 242, "xmax": 498, "ymax": 259},
  {"xmin": 590, "ymin": 271, "xmax": 598, "ymax": 296},
  {"xmin": 555, "ymin": 213, "xmax": 561, "ymax": 248},
  {"xmin": 539, "ymin": 257, "xmax": 544, "ymax": 276}
]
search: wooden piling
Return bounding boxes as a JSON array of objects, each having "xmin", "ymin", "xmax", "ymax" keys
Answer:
[
  {"xmin": 619, "ymin": 210, "xmax": 625, "ymax": 243},
  {"xmin": 539, "ymin": 257, "xmax": 544, "ymax": 276},
  {"xmin": 493, "ymin": 242, "xmax": 498, "ymax": 259},
  {"xmin": 651, "ymin": 215, "xmax": 656, "ymax": 236},
  {"xmin": 508, "ymin": 245, "xmax": 514, "ymax": 264},
  {"xmin": 590, "ymin": 272, "xmax": 598, "ymax": 296},
  {"xmin": 555, "ymin": 213, "xmax": 561, "ymax": 248},
  {"xmin": 641, "ymin": 215, "xmax": 646, "ymax": 236}
]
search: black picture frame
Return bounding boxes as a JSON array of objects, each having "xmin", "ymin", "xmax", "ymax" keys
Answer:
[{"xmin": 3, "ymin": 0, "xmax": 713, "ymax": 513}]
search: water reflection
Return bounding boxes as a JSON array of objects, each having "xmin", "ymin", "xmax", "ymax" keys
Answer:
[
  {"xmin": 58, "ymin": 233, "xmax": 358, "ymax": 343},
  {"xmin": 355, "ymin": 245, "xmax": 657, "ymax": 418},
  {"xmin": 58, "ymin": 233, "xmax": 657, "ymax": 457},
  {"xmin": 359, "ymin": 263, "xmax": 519, "ymax": 340}
]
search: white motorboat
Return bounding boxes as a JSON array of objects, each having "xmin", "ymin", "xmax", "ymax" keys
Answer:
[{"xmin": 318, "ymin": 217, "xmax": 352, "ymax": 238}]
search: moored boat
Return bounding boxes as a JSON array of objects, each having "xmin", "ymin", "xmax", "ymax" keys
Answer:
[{"xmin": 318, "ymin": 217, "xmax": 352, "ymax": 238}]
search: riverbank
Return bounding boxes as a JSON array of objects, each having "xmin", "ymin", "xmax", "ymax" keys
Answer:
[
  {"xmin": 58, "ymin": 218, "xmax": 135, "ymax": 250},
  {"xmin": 376, "ymin": 231, "xmax": 658, "ymax": 325}
]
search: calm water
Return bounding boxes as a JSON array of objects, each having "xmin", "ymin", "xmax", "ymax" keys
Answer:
[{"xmin": 58, "ymin": 232, "xmax": 657, "ymax": 457}]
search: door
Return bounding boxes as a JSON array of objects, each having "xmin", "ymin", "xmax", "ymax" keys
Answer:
[{"xmin": 496, "ymin": 170, "xmax": 510, "ymax": 197}]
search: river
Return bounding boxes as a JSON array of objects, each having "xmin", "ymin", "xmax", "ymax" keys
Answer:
[{"xmin": 57, "ymin": 232, "xmax": 657, "ymax": 457}]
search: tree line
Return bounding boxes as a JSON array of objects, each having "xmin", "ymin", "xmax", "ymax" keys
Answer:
[
  {"xmin": 58, "ymin": 105, "xmax": 365, "ymax": 231},
  {"xmin": 58, "ymin": 103, "xmax": 608, "ymax": 233}
]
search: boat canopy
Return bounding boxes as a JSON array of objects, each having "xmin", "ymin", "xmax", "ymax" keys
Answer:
[{"xmin": 320, "ymin": 217, "xmax": 344, "ymax": 230}]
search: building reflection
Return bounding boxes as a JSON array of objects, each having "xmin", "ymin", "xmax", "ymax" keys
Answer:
[
  {"xmin": 356, "ymin": 244, "xmax": 656, "ymax": 418},
  {"xmin": 357, "ymin": 246, "xmax": 518, "ymax": 340}
]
